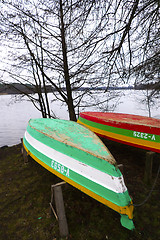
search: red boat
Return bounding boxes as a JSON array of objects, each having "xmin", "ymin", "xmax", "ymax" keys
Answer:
[{"xmin": 78, "ymin": 112, "xmax": 160, "ymax": 153}]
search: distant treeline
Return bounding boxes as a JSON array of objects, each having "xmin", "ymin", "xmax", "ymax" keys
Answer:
[
  {"xmin": 134, "ymin": 82, "xmax": 160, "ymax": 90},
  {"xmin": 0, "ymin": 82, "xmax": 158, "ymax": 95},
  {"xmin": 0, "ymin": 83, "xmax": 52, "ymax": 95}
]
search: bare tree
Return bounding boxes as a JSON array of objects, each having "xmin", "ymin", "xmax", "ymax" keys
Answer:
[
  {"xmin": 1, "ymin": 0, "xmax": 122, "ymax": 120},
  {"xmin": 1, "ymin": 0, "xmax": 159, "ymax": 120},
  {"xmin": 131, "ymin": 0, "xmax": 160, "ymax": 91},
  {"xmin": 101, "ymin": 0, "xmax": 160, "ymax": 115}
]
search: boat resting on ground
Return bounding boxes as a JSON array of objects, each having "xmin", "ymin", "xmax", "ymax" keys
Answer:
[
  {"xmin": 23, "ymin": 118, "xmax": 134, "ymax": 230},
  {"xmin": 77, "ymin": 112, "xmax": 160, "ymax": 153}
]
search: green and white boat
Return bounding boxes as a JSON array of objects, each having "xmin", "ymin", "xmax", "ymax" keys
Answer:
[{"xmin": 23, "ymin": 118, "xmax": 134, "ymax": 230}]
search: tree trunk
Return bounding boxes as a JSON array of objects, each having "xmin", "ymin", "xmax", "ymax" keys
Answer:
[
  {"xmin": 59, "ymin": 0, "xmax": 77, "ymax": 121},
  {"xmin": 40, "ymin": 29, "xmax": 51, "ymax": 118}
]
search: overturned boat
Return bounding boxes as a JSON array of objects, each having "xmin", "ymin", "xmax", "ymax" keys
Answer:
[
  {"xmin": 78, "ymin": 112, "xmax": 160, "ymax": 153},
  {"xmin": 23, "ymin": 118, "xmax": 134, "ymax": 230}
]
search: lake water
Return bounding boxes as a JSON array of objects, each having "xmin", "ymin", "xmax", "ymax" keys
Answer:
[{"xmin": 0, "ymin": 91, "xmax": 159, "ymax": 147}]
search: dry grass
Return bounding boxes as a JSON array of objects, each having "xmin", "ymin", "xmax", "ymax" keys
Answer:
[{"xmin": 0, "ymin": 141, "xmax": 160, "ymax": 240}]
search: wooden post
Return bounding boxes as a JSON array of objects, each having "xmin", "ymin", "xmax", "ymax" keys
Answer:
[
  {"xmin": 21, "ymin": 138, "xmax": 29, "ymax": 163},
  {"xmin": 50, "ymin": 182, "xmax": 69, "ymax": 238},
  {"xmin": 144, "ymin": 151, "xmax": 154, "ymax": 184}
]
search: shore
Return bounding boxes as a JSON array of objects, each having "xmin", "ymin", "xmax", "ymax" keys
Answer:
[{"xmin": 0, "ymin": 140, "xmax": 160, "ymax": 240}]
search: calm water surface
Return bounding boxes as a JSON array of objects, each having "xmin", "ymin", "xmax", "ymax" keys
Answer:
[{"xmin": 0, "ymin": 91, "xmax": 159, "ymax": 147}]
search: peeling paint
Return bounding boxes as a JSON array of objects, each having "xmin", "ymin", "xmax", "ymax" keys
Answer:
[{"xmin": 29, "ymin": 119, "xmax": 116, "ymax": 165}]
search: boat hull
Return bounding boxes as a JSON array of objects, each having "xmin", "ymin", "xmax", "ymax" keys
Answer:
[
  {"xmin": 23, "ymin": 118, "xmax": 134, "ymax": 230},
  {"xmin": 77, "ymin": 112, "xmax": 160, "ymax": 153}
]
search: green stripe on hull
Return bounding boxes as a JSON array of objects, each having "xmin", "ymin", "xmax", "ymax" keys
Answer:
[
  {"xmin": 27, "ymin": 125, "xmax": 121, "ymax": 178},
  {"xmin": 23, "ymin": 136, "xmax": 131, "ymax": 207},
  {"xmin": 79, "ymin": 117, "xmax": 160, "ymax": 143}
]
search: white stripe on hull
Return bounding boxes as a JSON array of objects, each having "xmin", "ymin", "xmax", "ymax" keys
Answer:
[{"xmin": 25, "ymin": 131, "xmax": 127, "ymax": 194}]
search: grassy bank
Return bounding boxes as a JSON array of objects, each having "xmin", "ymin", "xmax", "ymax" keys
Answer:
[{"xmin": 0, "ymin": 141, "xmax": 159, "ymax": 240}]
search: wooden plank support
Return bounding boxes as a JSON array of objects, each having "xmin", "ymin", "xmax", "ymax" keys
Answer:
[
  {"xmin": 50, "ymin": 182, "xmax": 69, "ymax": 238},
  {"xmin": 21, "ymin": 138, "xmax": 29, "ymax": 163},
  {"xmin": 144, "ymin": 151, "xmax": 154, "ymax": 184}
]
